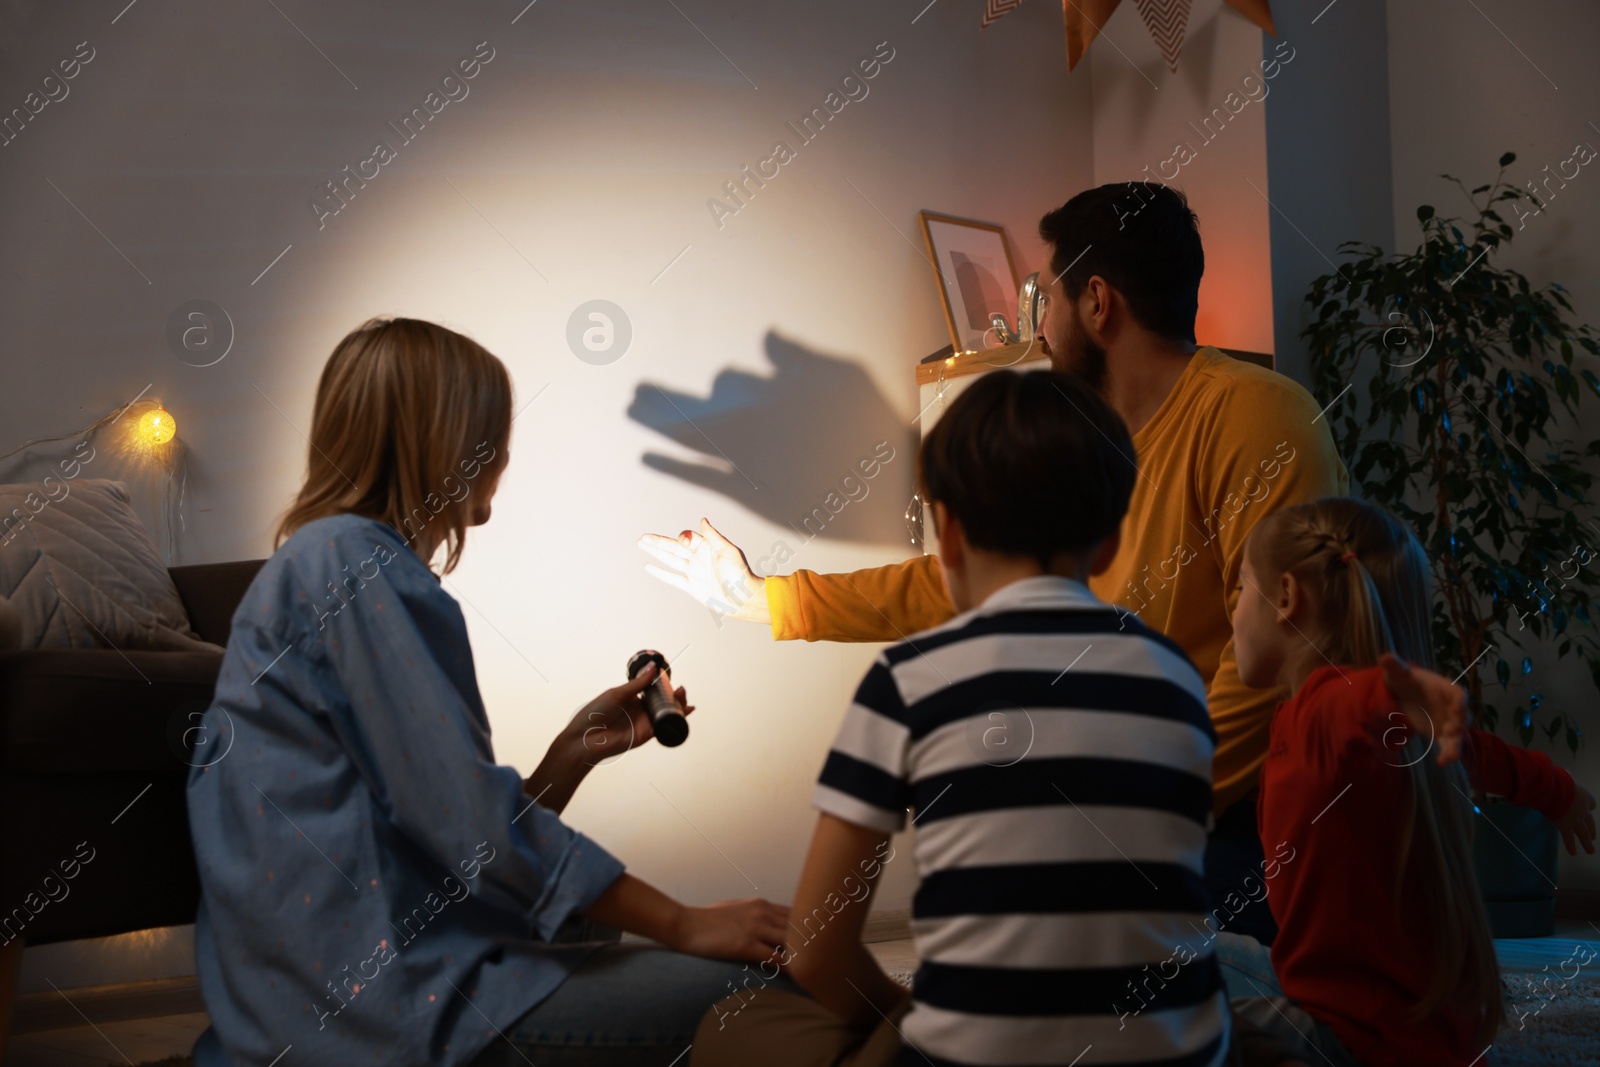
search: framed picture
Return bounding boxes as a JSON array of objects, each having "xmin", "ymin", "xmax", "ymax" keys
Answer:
[{"xmin": 918, "ymin": 211, "xmax": 1021, "ymax": 354}]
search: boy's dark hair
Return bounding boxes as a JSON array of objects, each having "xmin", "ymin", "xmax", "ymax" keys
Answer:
[
  {"xmin": 1038, "ymin": 182, "xmax": 1204, "ymax": 343},
  {"xmin": 918, "ymin": 369, "xmax": 1136, "ymax": 568}
]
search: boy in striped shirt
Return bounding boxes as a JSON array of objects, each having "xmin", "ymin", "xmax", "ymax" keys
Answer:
[{"xmin": 695, "ymin": 369, "xmax": 1229, "ymax": 1067}]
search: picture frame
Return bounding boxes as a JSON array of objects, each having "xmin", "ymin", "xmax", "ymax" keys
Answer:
[{"xmin": 918, "ymin": 211, "xmax": 1021, "ymax": 354}]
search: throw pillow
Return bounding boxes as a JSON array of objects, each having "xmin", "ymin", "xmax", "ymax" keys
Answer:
[{"xmin": 0, "ymin": 479, "xmax": 221, "ymax": 652}]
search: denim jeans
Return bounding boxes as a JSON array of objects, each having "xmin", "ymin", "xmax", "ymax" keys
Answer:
[
  {"xmin": 466, "ymin": 940, "xmax": 798, "ymax": 1067},
  {"xmin": 1214, "ymin": 932, "xmax": 1366, "ymax": 1067}
]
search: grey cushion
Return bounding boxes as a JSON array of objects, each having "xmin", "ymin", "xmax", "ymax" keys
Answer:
[{"xmin": 0, "ymin": 479, "xmax": 220, "ymax": 652}]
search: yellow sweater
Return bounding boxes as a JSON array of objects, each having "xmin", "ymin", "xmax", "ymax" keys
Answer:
[{"xmin": 766, "ymin": 348, "xmax": 1349, "ymax": 812}]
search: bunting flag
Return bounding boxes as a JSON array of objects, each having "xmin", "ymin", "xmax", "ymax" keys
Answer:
[
  {"xmin": 980, "ymin": 0, "xmax": 1275, "ymax": 75},
  {"xmin": 1133, "ymin": 0, "xmax": 1190, "ymax": 71},
  {"xmin": 980, "ymin": 0, "xmax": 1028, "ymax": 28}
]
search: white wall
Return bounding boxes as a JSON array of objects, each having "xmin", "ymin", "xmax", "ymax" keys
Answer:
[
  {"xmin": 1386, "ymin": 0, "xmax": 1598, "ymax": 328},
  {"xmin": 1262, "ymin": 0, "xmax": 1393, "ymax": 387},
  {"xmin": 1089, "ymin": 0, "xmax": 1276, "ymax": 354},
  {"xmin": 0, "ymin": 0, "xmax": 1094, "ymax": 982}
]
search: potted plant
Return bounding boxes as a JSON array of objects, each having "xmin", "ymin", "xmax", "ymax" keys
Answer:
[{"xmin": 1303, "ymin": 152, "xmax": 1600, "ymax": 936}]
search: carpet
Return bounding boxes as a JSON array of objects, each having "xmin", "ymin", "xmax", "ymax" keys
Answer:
[{"xmin": 1489, "ymin": 971, "xmax": 1600, "ymax": 1066}]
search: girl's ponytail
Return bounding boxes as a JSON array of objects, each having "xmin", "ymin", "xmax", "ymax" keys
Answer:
[{"xmin": 1329, "ymin": 538, "xmax": 1399, "ymax": 670}]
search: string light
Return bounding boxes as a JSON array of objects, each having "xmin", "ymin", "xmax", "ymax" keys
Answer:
[{"xmin": 140, "ymin": 406, "xmax": 177, "ymax": 446}]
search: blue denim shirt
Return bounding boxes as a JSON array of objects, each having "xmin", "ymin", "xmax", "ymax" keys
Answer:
[{"xmin": 188, "ymin": 514, "xmax": 624, "ymax": 1066}]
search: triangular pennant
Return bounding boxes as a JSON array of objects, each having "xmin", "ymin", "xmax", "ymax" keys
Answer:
[
  {"xmin": 1055, "ymin": 0, "xmax": 1274, "ymax": 73},
  {"xmin": 980, "ymin": 0, "xmax": 1029, "ymax": 29},
  {"xmin": 1062, "ymin": 0, "xmax": 1123, "ymax": 71},
  {"xmin": 1133, "ymin": 0, "xmax": 1191, "ymax": 72}
]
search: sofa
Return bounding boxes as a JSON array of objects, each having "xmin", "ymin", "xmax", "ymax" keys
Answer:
[{"xmin": 0, "ymin": 559, "xmax": 264, "ymax": 1044}]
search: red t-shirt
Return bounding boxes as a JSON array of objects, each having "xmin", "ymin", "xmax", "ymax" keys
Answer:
[{"xmin": 1258, "ymin": 665, "xmax": 1574, "ymax": 1067}]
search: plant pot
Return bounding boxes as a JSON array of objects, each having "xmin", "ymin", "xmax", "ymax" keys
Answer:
[{"xmin": 1472, "ymin": 801, "xmax": 1559, "ymax": 939}]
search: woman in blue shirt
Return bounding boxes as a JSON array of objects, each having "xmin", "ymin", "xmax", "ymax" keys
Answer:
[{"xmin": 188, "ymin": 318, "xmax": 790, "ymax": 1067}]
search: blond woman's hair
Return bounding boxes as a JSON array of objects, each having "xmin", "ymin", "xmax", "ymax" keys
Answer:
[
  {"xmin": 1246, "ymin": 497, "xmax": 1503, "ymax": 1045},
  {"xmin": 275, "ymin": 318, "xmax": 512, "ymax": 573}
]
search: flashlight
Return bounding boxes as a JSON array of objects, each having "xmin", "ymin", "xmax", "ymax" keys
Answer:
[{"xmin": 627, "ymin": 649, "xmax": 689, "ymax": 748}]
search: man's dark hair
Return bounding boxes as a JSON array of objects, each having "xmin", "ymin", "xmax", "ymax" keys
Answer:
[
  {"xmin": 918, "ymin": 369, "xmax": 1136, "ymax": 568},
  {"xmin": 1038, "ymin": 182, "xmax": 1204, "ymax": 343}
]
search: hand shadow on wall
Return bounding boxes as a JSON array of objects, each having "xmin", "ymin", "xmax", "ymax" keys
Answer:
[{"xmin": 627, "ymin": 331, "xmax": 917, "ymax": 546}]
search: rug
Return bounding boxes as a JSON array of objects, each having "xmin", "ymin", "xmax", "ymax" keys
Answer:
[{"xmin": 1489, "ymin": 971, "xmax": 1600, "ymax": 1066}]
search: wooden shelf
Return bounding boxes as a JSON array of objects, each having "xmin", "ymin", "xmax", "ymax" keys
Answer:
[
  {"xmin": 914, "ymin": 344, "xmax": 1274, "ymax": 385},
  {"xmin": 914, "ymin": 341, "xmax": 1049, "ymax": 385}
]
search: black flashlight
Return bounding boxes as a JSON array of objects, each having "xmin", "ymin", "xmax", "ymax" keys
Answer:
[{"xmin": 627, "ymin": 649, "xmax": 689, "ymax": 748}]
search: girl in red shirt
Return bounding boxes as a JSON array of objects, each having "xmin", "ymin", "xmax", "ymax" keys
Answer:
[{"xmin": 1224, "ymin": 497, "xmax": 1595, "ymax": 1067}]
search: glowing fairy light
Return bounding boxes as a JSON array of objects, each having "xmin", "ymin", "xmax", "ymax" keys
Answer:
[{"xmin": 140, "ymin": 406, "xmax": 177, "ymax": 445}]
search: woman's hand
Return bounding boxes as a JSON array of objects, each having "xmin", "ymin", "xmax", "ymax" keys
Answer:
[
  {"xmin": 1556, "ymin": 782, "xmax": 1597, "ymax": 856},
  {"xmin": 584, "ymin": 875, "xmax": 788, "ymax": 964},
  {"xmin": 522, "ymin": 664, "xmax": 695, "ymax": 814},
  {"xmin": 1379, "ymin": 652, "xmax": 1467, "ymax": 765},
  {"xmin": 666, "ymin": 898, "xmax": 791, "ymax": 964},
  {"xmin": 569, "ymin": 662, "xmax": 695, "ymax": 766}
]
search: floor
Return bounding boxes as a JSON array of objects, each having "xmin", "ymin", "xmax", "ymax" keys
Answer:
[
  {"xmin": 6, "ymin": 929, "xmax": 1596, "ymax": 1067},
  {"xmin": 5, "ymin": 1013, "xmax": 206, "ymax": 1067}
]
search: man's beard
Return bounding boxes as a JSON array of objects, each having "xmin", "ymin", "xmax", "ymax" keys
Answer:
[{"xmin": 1051, "ymin": 305, "xmax": 1108, "ymax": 394}]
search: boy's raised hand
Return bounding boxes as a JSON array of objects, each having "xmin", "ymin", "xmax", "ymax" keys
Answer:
[
  {"xmin": 1378, "ymin": 652, "xmax": 1467, "ymax": 766},
  {"xmin": 639, "ymin": 518, "xmax": 771, "ymax": 626}
]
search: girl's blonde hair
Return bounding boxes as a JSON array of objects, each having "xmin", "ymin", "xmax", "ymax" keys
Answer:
[
  {"xmin": 1246, "ymin": 497, "xmax": 1503, "ymax": 1044},
  {"xmin": 276, "ymin": 318, "xmax": 513, "ymax": 574}
]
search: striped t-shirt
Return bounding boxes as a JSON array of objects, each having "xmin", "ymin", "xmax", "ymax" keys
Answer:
[{"xmin": 814, "ymin": 576, "xmax": 1229, "ymax": 1067}]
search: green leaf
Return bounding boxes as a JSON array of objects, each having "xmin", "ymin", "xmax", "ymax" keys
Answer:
[{"xmin": 1417, "ymin": 204, "xmax": 1436, "ymax": 223}]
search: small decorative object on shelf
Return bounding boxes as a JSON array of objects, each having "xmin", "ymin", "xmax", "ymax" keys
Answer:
[
  {"xmin": 985, "ymin": 272, "xmax": 1045, "ymax": 348},
  {"xmin": 988, "ymin": 312, "xmax": 1014, "ymax": 346},
  {"xmin": 1015, "ymin": 271, "xmax": 1043, "ymax": 344}
]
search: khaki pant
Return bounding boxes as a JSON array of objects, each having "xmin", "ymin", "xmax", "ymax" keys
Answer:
[
  {"xmin": 693, "ymin": 989, "xmax": 1284, "ymax": 1066},
  {"xmin": 692, "ymin": 989, "xmax": 912, "ymax": 1067}
]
